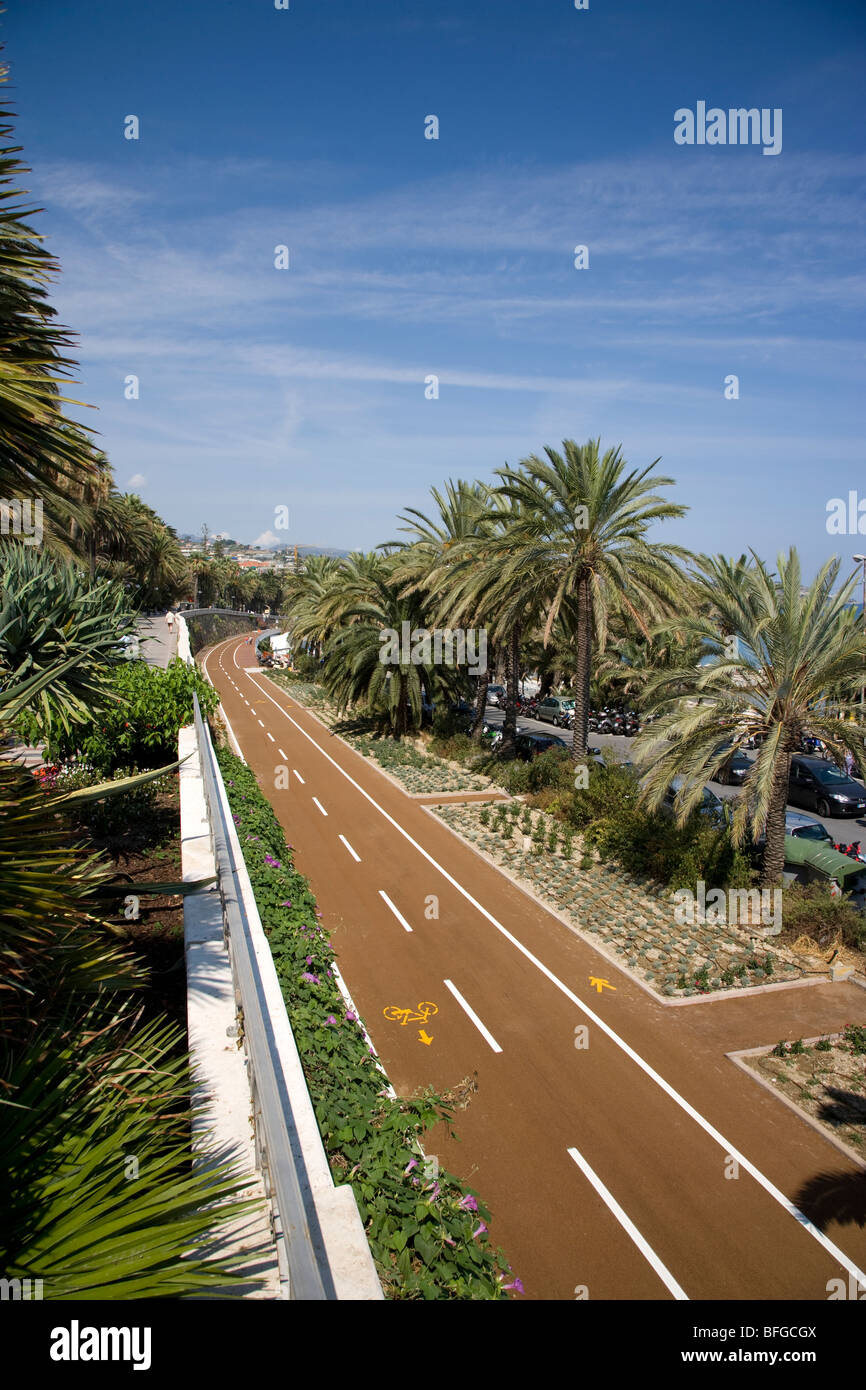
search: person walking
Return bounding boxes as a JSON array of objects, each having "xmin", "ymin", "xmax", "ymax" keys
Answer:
[
  {"xmin": 165, "ymin": 610, "xmax": 175, "ymax": 633},
  {"xmin": 845, "ymin": 749, "xmax": 856, "ymax": 778}
]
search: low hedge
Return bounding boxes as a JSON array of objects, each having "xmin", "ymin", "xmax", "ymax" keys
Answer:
[{"xmin": 215, "ymin": 745, "xmax": 518, "ymax": 1300}]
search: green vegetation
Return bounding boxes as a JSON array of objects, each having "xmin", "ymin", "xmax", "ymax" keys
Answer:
[
  {"xmin": 779, "ymin": 882, "xmax": 866, "ymax": 954},
  {"xmin": 47, "ymin": 659, "xmax": 219, "ymax": 774}
]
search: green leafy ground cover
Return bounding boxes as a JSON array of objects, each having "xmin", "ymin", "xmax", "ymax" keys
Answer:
[{"xmin": 216, "ymin": 745, "xmax": 519, "ymax": 1299}]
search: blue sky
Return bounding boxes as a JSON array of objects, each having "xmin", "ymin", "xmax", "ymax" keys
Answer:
[{"xmin": 6, "ymin": 0, "xmax": 866, "ymax": 580}]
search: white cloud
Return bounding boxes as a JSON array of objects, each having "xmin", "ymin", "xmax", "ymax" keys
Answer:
[
  {"xmin": 125, "ymin": 473, "xmax": 146, "ymax": 489},
  {"xmin": 252, "ymin": 530, "xmax": 282, "ymax": 549}
]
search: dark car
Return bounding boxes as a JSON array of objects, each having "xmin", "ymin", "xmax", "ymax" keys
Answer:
[
  {"xmin": 787, "ymin": 756, "xmax": 866, "ymax": 819},
  {"xmin": 514, "ymin": 731, "xmax": 569, "ymax": 760},
  {"xmin": 711, "ymin": 743, "xmax": 751, "ymax": 786}
]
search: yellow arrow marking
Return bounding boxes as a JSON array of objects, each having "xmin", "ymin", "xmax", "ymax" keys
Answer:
[
  {"xmin": 418, "ymin": 1030, "xmax": 434, "ymax": 1046},
  {"xmin": 588, "ymin": 977, "xmax": 616, "ymax": 994}
]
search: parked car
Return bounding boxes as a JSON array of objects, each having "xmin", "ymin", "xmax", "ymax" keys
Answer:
[
  {"xmin": 784, "ymin": 810, "xmax": 834, "ymax": 844},
  {"xmin": 787, "ymin": 755, "xmax": 866, "ymax": 819},
  {"xmin": 486, "ymin": 684, "xmax": 506, "ymax": 707},
  {"xmin": 710, "ymin": 743, "xmax": 751, "ymax": 786},
  {"xmin": 514, "ymin": 731, "xmax": 569, "ymax": 760},
  {"xmin": 118, "ymin": 634, "xmax": 141, "ymax": 660},
  {"xmin": 535, "ymin": 695, "xmax": 576, "ymax": 728},
  {"xmin": 662, "ymin": 776, "xmax": 726, "ymax": 825}
]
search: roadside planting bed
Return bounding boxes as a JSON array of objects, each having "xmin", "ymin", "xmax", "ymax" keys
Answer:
[
  {"xmin": 743, "ymin": 1027, "xmax": 866, "ymax": 1153},
  {"xmin": 434, "ymin": 799, "xmax": 801, "ymax": 998}
]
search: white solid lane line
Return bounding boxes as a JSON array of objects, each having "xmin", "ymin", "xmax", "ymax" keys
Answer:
[
  {"xmin": 567, "ymin": 1146, "xmax": 688, "ymax": 1301},
  {"xmin": 312, "ymin": 797, "xmax": 328, "ymax": 817},
  {"xmin": 293, "ymin": 769, "xmax": 305, "ymax": 784},
  {"xmin": 378, "ymin": 890, "xmax": 413, "ymax": 933},
  {"xmin": 257, "ymin": 718, "xmax": 265, "ymax": 728},
  {"xmin": 339, "ymin": 834, "xmax": 361, "ymax": 862},
  {"xmin": 266, "ymin": 731, "xmax": 275, "ymax": 742},
  {"xmin": 279, "ymin": 748, "xmax": 288, "ymax": 759},
  {"xmin": 241, "ymin": 665, "xmax": 866, "ymax": 1291},
  {"xmin": 443, "ymin": 978, "xmax": 502, "ymax": 1053}
]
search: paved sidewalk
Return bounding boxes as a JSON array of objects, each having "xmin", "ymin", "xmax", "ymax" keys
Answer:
[{"xmin": 138, "ymin": 613, "xmax": 178, "ymax": 669}]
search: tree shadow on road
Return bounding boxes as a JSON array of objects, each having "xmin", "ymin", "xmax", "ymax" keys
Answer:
[{"xmin": 793, "ymin": 1165, "xmax": 866, "ymax": 1231}]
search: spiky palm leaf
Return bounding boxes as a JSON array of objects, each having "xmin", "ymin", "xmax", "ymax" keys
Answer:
[{"xmin": 633, "ymin": 549, "xmax": 866, "ymax": 887}]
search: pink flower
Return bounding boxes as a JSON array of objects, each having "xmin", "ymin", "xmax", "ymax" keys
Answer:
[
  {"xmin": 426, "ymin": 1182, "xmax": 441, "ymax": 1202},
  {"xmin": 325, "ymin": 1015, "xmax": 338, "ymax": 1026},
  {"xmin": 503, "ymin": 1277, "xmax": 525, "ymax": 1294},
  {"xmin": 472, "ymin": 1222, "xmax": 487, "ymax": 1240},
  {"xmin": 345, "ymin": 1011, "xmax": 356, "ymax": 1023},
  {"xmin": 458, "ymin": 1194, "xmax": 478, "ymax": 1212},
  {"xmin": 306, "ymin": 956, "xmax": 314, "ymax": 965},
  {"xmin": 404, "ymin": 1159, "xmax": 418, "ymax": 1174},
  {"xmin": 443, "ymin": 1237, "xmax": 456, "ymax": 1248},
  {"xmin": 300, "ymin": 972, "xmax": 320, "ymax": 984}
]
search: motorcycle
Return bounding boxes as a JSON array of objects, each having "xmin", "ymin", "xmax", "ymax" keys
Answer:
[{"xmin": 834, "ymin": 840, "xmax": 866, "ymax": 863}]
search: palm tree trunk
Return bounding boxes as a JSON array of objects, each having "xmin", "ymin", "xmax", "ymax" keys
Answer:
[
  {"xmin": 500, "ymin": 626, "xmax": 520, "ymax": 756},
  {"xmin": 471, "ymin": 668, "xmax": 489, "ymax": 740},
  {"xmin": 761, "ymin": 752, "xmax": 792, "ymax": 888},
  {"xmin": 394, "ymin": 672, "xmax": 408, "ymax": 742},
  {"xmin": 572, "ymin": 574, "xmax": 592, "ymax": 760}
]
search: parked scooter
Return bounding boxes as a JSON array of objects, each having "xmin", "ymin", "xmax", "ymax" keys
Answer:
[{"xmin": 834, "ymin": 840, "xmax": 866, "ymax": 863}]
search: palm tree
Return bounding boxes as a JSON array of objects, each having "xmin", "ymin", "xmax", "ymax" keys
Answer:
[
  {"xmin": 0, "ymin": 93, "xmax": 100, "ymax": 546},
  {"xmin": 634, "ymin": 549, "xmax": 866, "ymax": 887},
  {"xmin": 389, "ymin": 480, "xmax": 495, "ymax": 739},
  {"xmin": 318, "ymin": 552, "xmax": 433, "ymax": 738},
  {"xmin": 282, "ymin": 553, "xmax": 343, "ymax": 659},
  {"xmin": 493, "ymin": 438, "xmax": 689, "ymax": 760}
]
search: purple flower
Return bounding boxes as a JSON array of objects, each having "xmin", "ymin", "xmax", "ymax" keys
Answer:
[
  {"xmin": 426, "ymin": 1182, "xmax": 441, "ymax": 1202},
  {"xmin": 472, "ymin": 1222, "xmax": 487, "ymax": 1240},
  {"xmin": 458, "ymin": 1195, "xmax": 478, "ymax": 1212},
  {"xmin": 325, "ymin": 1015, "xmax": 338, "ymax": 1026},
  {"xmin": 315, "ymin": 910, "xmax": 323, "ymax": 918},
  {"xmin": 264, "ymin": 853, "xmax": 281, "ymax": 867},
  {"xmin": 306, "ymin": 956, "xmax": 314, "ymax": 965},
  {"xmin": 404, "ymin": 1159, "xmax": 418, "ymax": 1174},
  {"xmin": 300, "ymin": 972, "xmax": 320, "ymax": 984},
  {"xmin": 345, "ymin": 1011, "xmax": 356, "ymax": 1023},
  {"xmin": 281, "ymin": 900, "xmax": 293, "ymax": 907},
  {"xmin": 503, "ymin": 1277, "xmax": 525, "ymax": 1294}
]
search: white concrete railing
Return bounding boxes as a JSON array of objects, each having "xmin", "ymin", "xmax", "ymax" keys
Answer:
[{"xmin": 182, "ymin": 696, "xmax": 382, "ymax": 1300}]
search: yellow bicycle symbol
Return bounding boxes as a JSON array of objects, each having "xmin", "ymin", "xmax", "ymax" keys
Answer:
[{"xmin": 382, "ymin": 1001, "xmax": 439, "ymax": 1027}]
